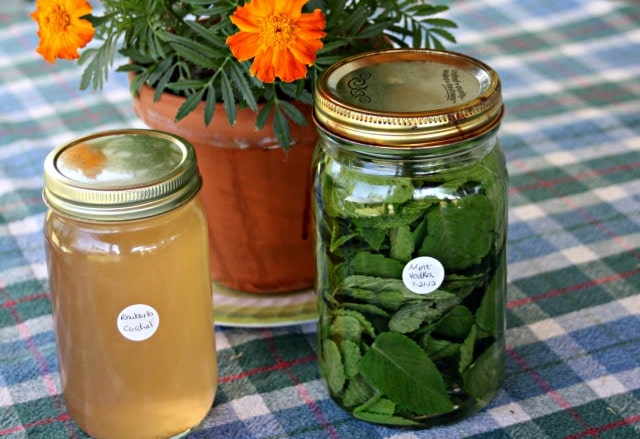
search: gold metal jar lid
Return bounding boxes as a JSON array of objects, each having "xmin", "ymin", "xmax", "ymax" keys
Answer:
[
  {"xmin": 314, "ymin": 49, "xmax": 504, "ymax": 147},
  {"xmin": 43, "ymin": 129, "xmax": 201, "ymax": 221}
]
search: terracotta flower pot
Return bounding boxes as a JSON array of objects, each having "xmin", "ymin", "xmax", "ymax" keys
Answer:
[{"xmin": 131, "ymin": 81, "xmax": 317, "ymax": 294}]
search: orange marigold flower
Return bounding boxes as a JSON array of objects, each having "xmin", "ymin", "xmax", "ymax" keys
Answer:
[
  {"xmin": 226, "ymin": 0, "xmax": 326, "ymax": 83},
  {"xmin": 31, "ymin": 0, "xmax": 95, "ymax": 64}
]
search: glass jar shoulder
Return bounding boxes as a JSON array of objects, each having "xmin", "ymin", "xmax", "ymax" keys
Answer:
[
  {"xmin": 44, "ymin": 197, "xmax": 207, "ymax": 256},
  {"xmin": 315, "ymin": 136, "xmax": 507, "ymax": 218}
]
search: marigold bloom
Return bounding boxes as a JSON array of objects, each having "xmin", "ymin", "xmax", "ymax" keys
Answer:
[
  {"xmin": 31, "ymin": 0, "xmax": 95, "ymax": 63},
  {"xmin": 226, "ymin": 0, "xmax": 326, "ymax": 83}
]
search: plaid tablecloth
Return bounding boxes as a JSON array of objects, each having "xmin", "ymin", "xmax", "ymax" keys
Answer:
[{"xmin": 1, "ymin": 0, "xmax": 639, "ymax": 438}]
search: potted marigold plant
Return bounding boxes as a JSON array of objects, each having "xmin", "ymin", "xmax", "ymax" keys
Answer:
[{"xmin": 31, "ymin": 0, "xmax": 457, "ymax": 296}]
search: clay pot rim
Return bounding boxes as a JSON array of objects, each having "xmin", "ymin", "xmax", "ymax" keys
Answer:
[{"xmin": 130, "ymin": 72, "xmax": 318, "ymax": 150}]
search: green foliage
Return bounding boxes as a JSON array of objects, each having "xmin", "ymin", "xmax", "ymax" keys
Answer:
[
  {"xmin": 419, "ymin": 194, "xmax": 495, "ymax": 271},
  {"xmin": 77, "ymin": 0, "xmax": 457, "ymax": 150},
  {"xmin": 315, "ymin": 143, "xmax": 507, "ymax": 425},
  {"xmin": 321, "ymin": 338, "xmax": 346, "ymax": 394},
  {"xmin": 358, "ymin": 332, "xmax": 453, "ymax": 414}
]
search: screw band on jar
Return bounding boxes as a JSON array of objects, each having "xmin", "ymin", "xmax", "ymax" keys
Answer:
[
  {"xmin": 314, "ymin": 49, "xmax": 504, "ymax": 147},
  {"xmin": 43, "ymin": 129, "xmax": 202, "ymax": 221}
]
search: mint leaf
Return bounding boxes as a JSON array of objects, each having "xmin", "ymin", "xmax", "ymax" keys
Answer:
[
  {"xmin": 475, "ymin": 282, "xmax": 496, "ymax": 334},
  {"xmin": 358, "ymin": 332, "xmax": 453, "ymax": 414},
  {"xmin": 358, "ymin": 394, "xmax": 395, "ymax": 415},
  {"xmin": 345, "ymin": 174, "xmax": 414, "ymax": 204},
  {"xmin": 388, "ymin": 301, "xmax": 444, "ymax": 334},
  {"xmin": 348, "ymin": 252, "xmax": 404, "ymax": 278},
  {"xmin": 390, "ymin": 224, "xmax": 414, "ymax": 262},
  {"xmin": 353, "ymin": 409, "xmax": 422, "ymax": 426},
  {"xmin": 418, "ymin": 194, "xmax": 494, "ymax": 271},
  {"xmin": 358, "ymin": 226, "xmax": 387, "ymax": 250},
  {"xmin": 463, "ymin": 341, "xmax": 504, "ymax": 402},
  {"xmin": 321, "ymin": 339, "xmax": 346, "ymax": 394},
  {"xmin": 342, "ymin": 275, "xmax": 422, "ymax": 310},
  {"xmin": 411, "ymin": 215, "xmax": 429, "ymax": 249},
  {"xmin": 458, "ymin": 325, "xmax": 477, "ymax": 375},
  {"xmin": 331, "ymin": 309, "xmax": 376, "ymax": 339},
  {"xmin": 420, "ymin": 335, "xmax": 461, "ymax": 360},
  {"xmin": 343, "ymin": 275, "xmax": 408, "ymax": 292},
  {"xmin": 342, "ymin": 376, "xmax": 375, "ymax": 408},
  {"xmin": 388, "ymin": 292, "xmax": 460, "ymax": 334},
  {"xmin": 323, "ymin": 168, "xmax": 415, "ymax": 218},
  {"xmin": 476, "ymin": 257, "xmax": 506, "ymax": 334},
  {"xmin": 341, "ymin": 340, "xmax": 361, "ymax": 378},
  {"xmin": 330, "ymin": 314, "xmax": 367, "ymax": 342},
  {"xmin": 343, "ymin": 302, "xmax": 390, "ymax": 317},
  {"xmin": 330, "ymin": 229, "xmax": 358, "ymax": 253},
  {"xmin": 434, "ymin": 305, "xmax": 474, "ymax": 341},
  {"xmin": 351, "ymin": 205, "xmax": 424, "ymax": 230},
  {"xmin": 353, "ymin": 395, "xmax": 421, "ymax": 426},
  {"xmin": 442, "ymin": 273, "xmax": 487, "ymax": 298}
]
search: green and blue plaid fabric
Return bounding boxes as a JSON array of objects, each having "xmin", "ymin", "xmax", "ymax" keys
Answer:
[{"xmin": 1, "ymin": 0, "xmax": 639, "ymax": 437}]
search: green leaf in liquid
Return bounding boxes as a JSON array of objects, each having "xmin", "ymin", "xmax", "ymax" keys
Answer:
[
  {"xmin": 475, "ymin": 254, "xmax": 506, "ymax": 335},
  {"xmin": 342, "ymin": 375, "xmax": 375, "ymax": 408},
  {"xmin": 343, "ymin": 302, "xmax": 390, "ymax": 317},
  {"xmin": 342, "ymin": 275, "xmax": 423, "ymax": 311},
  {"xmin": 434, "ymin": 305, "xmax": 475, "ymax": 342},
  {"xmin": 358, "ymin": 332, "xmax": 453, "ymax": 415},
  {"xmin": 331, "ymin": 309, "xmax": 376, "ymax": 339},
  {"xmin": 341, "ymin": 339, "xmax": 361, "ymax": 378},
  {"xmin": 389, "ymin": 301, "xmax": 444, "ymax": 334},
  {"xmin": 420, "ymin": 335, "xmax": 461, "ymax": 361},
  {"xmin": 321, "ymin": 339, "xmax": 346, "ymax": 395},
  {"xmin": 353, "ymin": 395, "xmax": 421, "ymax": 426},
  {"xmin": 390, "ymin": 224, "xmax": 414, "ymax": 262},
  {"xmin": 330, "ymin": 314, "xmax": 366, "ymax": 342},
  {"xmin": 458, "ymin": 325, "xmax": 477, "ymax": 375},
  {"xmin": 419, "ymin": 194, "xmax": 494, "ymax": 271},
  {"xmin": 348, "ymin": 252, "xmax": 404, "ymax": 278},
  {"xmin": 463, "ymin": 341, "xmax": 504, "ymax": 403}
]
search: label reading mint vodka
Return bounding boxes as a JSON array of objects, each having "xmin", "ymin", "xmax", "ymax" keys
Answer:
[
  {"xmin": 402, "ymin": 256, "xmax": 445, "ymax": 295},
  {"xmin": 117, "ymin": 304, "xmax": 159, "ymax": 342}
]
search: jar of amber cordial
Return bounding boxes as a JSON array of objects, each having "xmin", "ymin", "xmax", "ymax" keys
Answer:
[
  {"xmin": 313, "ymin": 49, "xmax": 507, "ymax": 427},
  {"xmin": 43, "ymin": 129, "xmax": 217, "ymax": 439}
]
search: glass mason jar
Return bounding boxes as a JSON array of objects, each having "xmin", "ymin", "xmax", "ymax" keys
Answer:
[
  {"xmin": 43, "ymin": 130, "xmax": 217, "ymax": 439},
  {"xmin": 312, "ymin": 49, "xmax": 507, "ymax": 427}
]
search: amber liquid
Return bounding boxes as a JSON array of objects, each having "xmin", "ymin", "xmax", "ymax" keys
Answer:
[{"xmin": 45, "ymin": 198, "xmax": 217, "ymax": 439}]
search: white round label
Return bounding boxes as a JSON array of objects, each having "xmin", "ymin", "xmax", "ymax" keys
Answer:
[
  {"xmin": 116, "ymin": 304, "xmax": 160, "ymax": 342},
  {"xmin": 402, "ymin": 256, "xmax": 445, "ymax": 294}
]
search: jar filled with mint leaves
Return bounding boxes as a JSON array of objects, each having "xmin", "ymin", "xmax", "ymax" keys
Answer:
[{"xmin": 312, "ymin": 49, "xmax": 507, "ymax": 427}]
